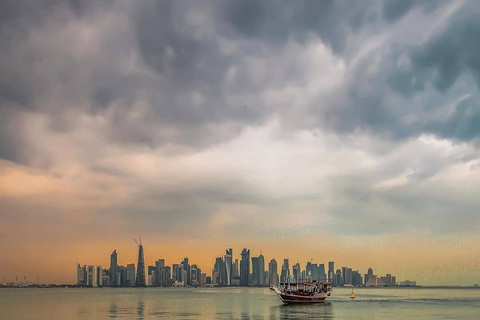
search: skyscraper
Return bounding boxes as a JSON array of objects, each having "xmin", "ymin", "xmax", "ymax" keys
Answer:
[
  {"xmin": 240, "ymin": 248, "xmax": 250, "ymax": 286},
  {"xmin": 110, "ymin": 250, "xmax": 117, "ymax": 287},
  {"xmin": 135, "ymin": 241, "xmax": 146, "ymax": 286},
  {"xmin": 225, "ymin": 248, "xmax": 233, "ymax": 286},
  {"xmin": 319, "ymin": 264, "xmax": 326, "ymax": 281},
  {"xmin": 77, "ymin": 264, "xmax": 86, "ymax": 286},
  {"xmin": 292, "ymin": 263, "xmax": 300, "ymax": 282},
  {"xmin": 258, "ymin": 253, "xmax": 265, "ymax": 285},
  {"xmin": 181, "ymin": 257, "xmax": 190, "ymax": 286},
  {"xmin": 280, "ymin": 259, "xmax": 289, "ymax": 282},
  {"xmin": 328, "ymin": 261, "xmax": 334, "ymax": 282},
  {"xmin": 126, "ymin": 264, "xmax": 136, "ymax": 286},
  {"xmin": 251, "ymin": 256, "xmax": 259, "ymax": 285},
  {"xmin": 268, "ymin": 259, "xmax": 279, "ymax": 286},
  {"xmin": 232, "ymin": 259, "xmax": 239, "ymax": 278}
]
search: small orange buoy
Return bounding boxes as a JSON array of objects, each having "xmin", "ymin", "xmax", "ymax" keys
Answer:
[{"xmin": 350, "ymin": 290, "xmax": 355, "ymax": 299}]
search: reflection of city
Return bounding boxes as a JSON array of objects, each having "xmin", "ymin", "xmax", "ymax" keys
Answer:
[
  {"xmin": 137, "ymin": 300, "xmax": 145, "ymax": 320},
  {"xmin": 108, "ymin": 300, "xmax": 144, "ymax": 319},
  {"xmin": 109, "ymin": 303, "xmax": 117, "ymax": 318}
]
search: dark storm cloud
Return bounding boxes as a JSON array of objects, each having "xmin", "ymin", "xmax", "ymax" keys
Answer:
[{"xmin": 2, "ymin": 0, "xmax": 480, "ymax": 238}]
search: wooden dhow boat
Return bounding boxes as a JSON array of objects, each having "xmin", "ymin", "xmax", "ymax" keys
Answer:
[{"xmin": 271, "ymin": 279, "xmax": 332, "ymax": 304}]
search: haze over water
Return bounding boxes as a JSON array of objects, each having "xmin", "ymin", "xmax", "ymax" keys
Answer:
[{"xmin": 2, "ymin": 287, "xmax": 479, "ymax": 320}]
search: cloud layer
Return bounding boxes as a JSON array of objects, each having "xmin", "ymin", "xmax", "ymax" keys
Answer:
[{"xmin": 1, "ymin": 0, "xmax": 480, "ymax": 284}]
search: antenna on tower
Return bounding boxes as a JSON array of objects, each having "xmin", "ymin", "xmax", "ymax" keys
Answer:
[
  {"xmin": 133, "ymin": 237, "xmax": 139, "ymax": 246},
  {"xmin": 139, "ymin": 236, "xmax": 142, "ymax": 245}
]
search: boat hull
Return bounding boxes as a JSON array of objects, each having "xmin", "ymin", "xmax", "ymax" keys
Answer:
[{"xmin": 279, "ymin": 294, "xmax": 327, "ymax": 304}]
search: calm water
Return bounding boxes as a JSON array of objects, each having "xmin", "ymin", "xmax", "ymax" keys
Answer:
[{"xmin": 1, "ymin": 287, "xmax": 479, "ymax": 319}]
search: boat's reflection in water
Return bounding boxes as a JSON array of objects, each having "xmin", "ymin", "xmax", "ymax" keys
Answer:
[{"xmin": 274, "ymin": 303, "xmax": 334, "ymax": 320}]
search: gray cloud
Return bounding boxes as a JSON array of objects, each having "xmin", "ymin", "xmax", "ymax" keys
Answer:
[{"xmin": 1, "ymin": 0, "xmax": 480, "ymax": 239}]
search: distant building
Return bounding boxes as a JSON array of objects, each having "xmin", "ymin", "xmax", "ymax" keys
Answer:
[
  {"xmin": 328, "ymin": 262, "xmax": 334, "ymax": 282},
  {"xmin": 135, "ymin": 242, "xmax": 146, "ymax": 286},
  {"xmin": 77, "ymin": 264, "xmax": 86, "ymax": 286},
  {"xmin": 318, "ymin": 264, "xmax": 326, "ymax": 281},
  {"xmin": 181, "ymin": 257, "xmax": 190, "ymax": 286},
  {"xmin": 232, "ymin": 259, "xmax": 239, "ymax": 278},
  {"xmin": 400, "ymin": 280, "xmax": 416, "ymax": 286},
  {"xmin": 147, "ymin": 266, "xmax": 156, "ymax": 286},
  {"xmin": 352, "ymin": 270, "xmax": 362, "ymax": 286},
  {"xmin": 225, "ymin": 249, "xmax": 233, "ymax": 286},
  {"xmin": 240, "ymin": 248, "xmax": 250, "ymax": 286},
  {"xmin": 87, "ymin": 265, "xmax": 96, "ymax": 287},
  {"xmin": 268, "ymin": 259, "xmax": 279, "ymax": 286},
  {"xmin": 126, "ymin": 264, "xmax": 135, "ymax": 286},
  {"xmin": 110, "ymin": 250, "xmax": 118, "ymax": 287},
  {"xmin": 335, "ymin": 269, "xmax": 343, "ymax": 287},
  {"xmin": 292, "ymin": 263, "xmax": 300, "ymax": 282},
  {"xmin": 280, "ymin": 259, "xmax": 289, "ymax": 283}
]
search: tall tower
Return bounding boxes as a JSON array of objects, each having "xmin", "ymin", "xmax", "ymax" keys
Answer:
[
  {"xmin": 225, "ymin": 248, "xmax": 233, "ymax": 286},
  {"xmin": 110, "ymin": 250, "xmax": 117, "ymax": 286},
  {"xmin": 240, "ymin": 248, "xmax": 250, "ymax": 286},
  {"xmin": 134, "ymin": 237, "xmax": 146, "ymax": 286},
  {"xmin": 268, "ymin": 259, "xmax": 278, "ymax": 286}
]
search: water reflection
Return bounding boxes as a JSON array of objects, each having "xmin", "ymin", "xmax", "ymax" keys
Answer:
[
  {"xmin": 108, "ymin": 303, "xmax": 117, "ymax": 318},
  {"xmin": 137, "ymin": 300, "xmax": 144, "ymax": 319},
  {"xmin": 272, "ymin": 303, "xmax": 334, "ymax": 320}
]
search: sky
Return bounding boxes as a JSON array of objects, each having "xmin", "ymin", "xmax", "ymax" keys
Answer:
[{"xmin": 1, "ymin": 0, "xmax": 480, "ymax": 286}]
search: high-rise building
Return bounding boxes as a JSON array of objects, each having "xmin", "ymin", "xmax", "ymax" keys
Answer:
[
  {"xmin": 328, "ymin": 261, "xmax": 334, "ymax": 282},
  {"xmin": 77, "ymin": 264, "xmax": 86, "ymax": 286},
  {"xmin": 251, "ymin": 256, "xmax": 259, "ymax": 285},
  {"xmin": 96, "ymin": 266, "xmax": 102, "ymax": 287},
  {"xmin": 292, "ymin": 263, "xmax": 300, "ymax": 282},
  {"xmin": 352, "ymin": 270, "xmax": 362, "ymax": 286},
  {"xmin": 126, "ymin": 264, "xmax": 135, "ymax": 286},
  {"xmin": 87, "ymin": 265, "xmax": 96, "ymax": 287},
  {"xmin": 181, "ymin": 257, "xmax": 190, "ymax": 286},
  {"xmin": 135, "ymin": 242, "xmax": 146, "ymax": 286},
  {"xmin": 280, "ymin": 259, "xmax": 289, "ymax": 282},
  {"xmin": 258, "ymin": 254, "xmax": 265, "ymax": 285},
  {"xmin": 225, "ymin": 248, "xmax": 233, "ymax": 286},
  {"xmin": 240, "ymin": 248, "xmax": 250, "ymax": 286},
  {"xmin": 306, "ymin": 262, "xmax": 313, "ymax": 280},
  {"xmin": 147, "ymin": 266, "xmax": 156, "ymax": 286},
  {"xmin": 110, "ymin": 250, "xmax": 118, "ymax": 287},
  {"xmin": 335, "ymin": 269, "xmax": 343, "ymax": 287},
  {"xmin": 232, "ymin": 259, "xmax": 239, "ymax": 278},
  {"xmin": 319, "ymin": 264, "xmax": 326, "ymax": 281}
]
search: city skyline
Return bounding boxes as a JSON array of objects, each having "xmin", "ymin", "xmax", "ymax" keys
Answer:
[
  {"xmin": 73, "ymin": 245, "xmax": 402, "ymax": 288},
  {"xmin": 2, "ymin": 0, "xmax": 480, "ymax": 288}
]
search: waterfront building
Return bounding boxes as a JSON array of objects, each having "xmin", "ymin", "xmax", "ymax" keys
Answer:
[
  {"xmin": 135, "ymin": 242, "xmax": 146, "ymax": 286},
  {"xmin": 251, "ymin": 257, "xmax": 259, "ymax": 285},
  {"xmin": 87, "ymin": 265, "xmax": 96, "ymax": 287},
  {"xmin": 110, "ymin": 250, "xmax": 118, "ymax": 287},
  {"xmin": 96, "ymin": 266, "xmax": 102, "ymax": 287},
  {"xmin": 232, "ymin": 259, "xmax": 239, "ymax": 278},
  {"xmin": 126, "ymin": 264, "xmax": 135, "ymax": 286},
  {"xmin": 328, "ymin": 261, "xmax": 334, "ymax": 282},
  {"xmin": 240, "ymin": 248, "xmax": 250, "ymax": 286},
  {"xmin": 280, "ymin": 259, "xmax": 289, "ymax": 282},
  {"xmin": 181, "ymin": 257, "xmax": 191, "ymax": 286},
  {"xmin": 201, "ymin": 273, "xmax": 207, "ymax": 286},
  {"xmin": 352, "ymin": 270, "xmax": 362, "ymax": 286},
  {"xmin": 77, "ymin": 264, "xmax": 86, "ymax": 286},
  {"xmin": 335, "ymin": 269, "xmax": 343, "ymax": 287},
  {"xmin": 225, "ymin": 248, "xmax": 233, "ymax": 286},
  {"xmin": 319, "ymin": 264, "xmax": 326, "ymax": 281},
  {"xmin": 268, "ymin": 259, "xmax": 278, "ymax": 286},
  {"xmin": 292, "ymin": 263, "xmax": 300, "ymax": 282},
  {"xmin": 306, "ymin": 262, "xmax": 313, "ymax": 280},
  {"xmin": 147, "ymin": 266, "xmax": 156, "ymax": 286}
]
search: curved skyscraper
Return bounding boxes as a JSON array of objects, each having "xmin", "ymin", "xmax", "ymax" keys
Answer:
[{"xmin": 225, "ymin": 248, "xmax": 232, "ymax": 286}]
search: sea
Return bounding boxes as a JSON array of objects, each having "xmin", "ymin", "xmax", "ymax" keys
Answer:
[{"xmin": 1, "ymin": 287, "xmax": 479, "ymax": 319}]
